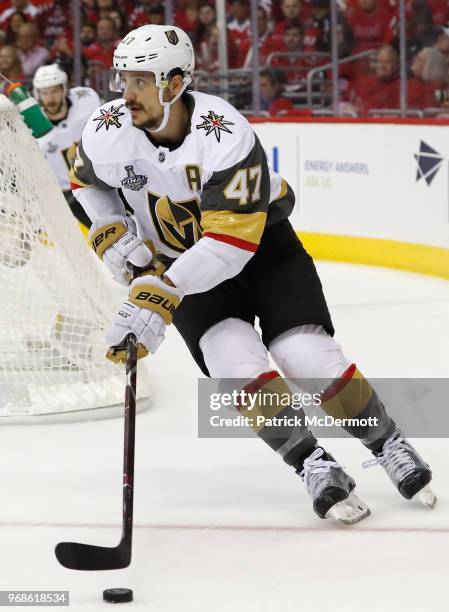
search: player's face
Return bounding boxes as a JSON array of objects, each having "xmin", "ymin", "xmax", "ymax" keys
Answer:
[
  {"xmin": 122, "ymin": 72, "xmax": 164, "ymax": 130},
  {"xmin": 39, "ymin": 85, "xmax": 65, "ymax": 115}
]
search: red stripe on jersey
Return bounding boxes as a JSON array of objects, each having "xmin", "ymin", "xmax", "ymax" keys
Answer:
[
  {"xmin": 71, "ymin": 182, "xmax": 83, "ymax": 191},
  {"xmin": 244, "ymin": 371, "xmax": 279, "ymax": 395},
  {"xmin": 320, "ymin": 363, "xmax": 357, "ymax": 402},
  {"xmin": 203, "ymin": 231, "xmax": 258, "ymax": 252},
  {"xmin": 235, "ymin": 371, "xmax": 280, "ymax": 410}
]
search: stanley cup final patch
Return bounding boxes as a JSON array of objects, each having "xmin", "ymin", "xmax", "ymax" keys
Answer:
[
  {"xmin": 121, "ymin": 165, "xmax": 148, "ymax": 191},
  {"xmin": 196, "ymin": 110, "xmax": 234, "ymax": 143}
]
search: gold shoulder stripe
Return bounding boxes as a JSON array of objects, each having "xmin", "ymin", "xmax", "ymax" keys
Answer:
[{"xmin": 201, "ymin": 210, "xmax": 267, "ymax": 247}]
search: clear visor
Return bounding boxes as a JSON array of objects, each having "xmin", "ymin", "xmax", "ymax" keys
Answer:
[{"xmin": 108, "ymin": 68, "xmax": 156, "ymax": 93}]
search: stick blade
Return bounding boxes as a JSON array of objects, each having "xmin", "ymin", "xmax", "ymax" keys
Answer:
[{"xmin": 55, "ymin": 541, "xmax": 131, "ymax": 571}]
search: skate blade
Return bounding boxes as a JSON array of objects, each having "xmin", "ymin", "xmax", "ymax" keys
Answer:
[
  {"xmin": 326, "ymin": 492, "xmax": 371, "ymax": 525},
  {"xmin": 417, "ymin": 485, "xmax": 437, "ymax": 509}
]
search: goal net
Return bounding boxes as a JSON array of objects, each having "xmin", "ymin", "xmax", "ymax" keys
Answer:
[{"xmin": 0, "ymin": 94, "xmax": 151, "ymax": 422}]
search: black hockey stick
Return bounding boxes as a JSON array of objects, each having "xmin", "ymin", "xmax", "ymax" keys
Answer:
[{"xmin": 55, "ymin": 331, "xmax": 138, "ymax": 570}]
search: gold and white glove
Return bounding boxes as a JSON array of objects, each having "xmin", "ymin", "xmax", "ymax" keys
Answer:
[
  {"xmin": 106, "ymin": 276, "xmax": 183, "ymax": 363},
  {"xmin": 88, "ymin": 214, "xmax": 155, "ymax": 285}
]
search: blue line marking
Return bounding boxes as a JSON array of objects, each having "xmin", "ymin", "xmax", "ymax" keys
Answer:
[{"xmin": 273, "ymin": 147, "xmax": 279, "ymax": 173}]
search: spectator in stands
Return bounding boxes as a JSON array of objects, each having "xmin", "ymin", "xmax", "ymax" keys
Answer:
[
  {"xmin": 108, "ymin": 8, "xmax": 128, "ymax": 37},
  {"xmin": 260, "ymin": 66, "xmax": 295, "ymax": 115},
  {"xmin": 406, "ymin": 0, "xmax": 434, "ymax": 57},
  {"xmin": 50, "ymin": 26, "xmax": 79, "ymax": 76},
  {"xmin": 267, "ymin": 23, "xmax": 307, "ymax": 84},
  {"xmin": 80, "ymin": 22, "xmax": 96, "ymax": 48},
  {"xmin": 347, "ymin": 0, "xmax": 396, "ymax": 54},
  {"xmin": 96, "ymin": 0, "xmax": 121, "ymax": 21},
  {"xmin": 239, "ymin": 6, "xmax": 272, "ymax": 68},
  {"xmin": 408, "ymin": 46, "xmax": 448, "ymax": 107},
  {"xmin": 433, "ymin": 26, "xmax": 449, "ymax": 58},
  {"xmin": 83, "ymin": 16, "xmax": 119, "ymax": 72},
  {"xmin": 147, "ymin": 3, "xmax": 165, "ymax": 26},
  {"xmin": 41, "ymin": 0, "xmax": 71, "ymax": 48},
  {"xmin": 228, "ymin": 0, "xmax": 251, "ymax": 57},
  {"xmin": 195, "ymin": 2, "xmax": 216, "ymax": 46},
  {"xmin": 228, "ymin": 0, "xmax": 251, "ymax": 36},
  {"xmin": 337, "ymin": 13, "xmax": 355, "ymax": 58},
  {"xmin": 427, "ymin": 0, "xmax": 449, "ymax": 26},
  {"xmin": 196, "ymin": 22, "xmax": 239, "ymax": 71},
  {"xmin": 0, "ymin": 0, "xmax": 39, "ymax": 26},
  {"xmin": 349, "ymin": 44, "xmax": 399, "ymax": 114},
  {"xmin": 303, "ymin": 0, "xmax": 331, "ymax": 56},
  {"xmin": 129, "ymin": 0, "xmax": 166, "ymax": 29},
  {"xmin": 0, "ymin": 43, "xmax": 23, "ymax": 80},
  {"xmin": 2, "ymin": 10, "xmax": 27, "ymax": 44},
  {"xmin": 175, "ymin": 0, "xmax": 199, "ymax": 38},
  {"xmin": 81, "ymin": 0, "xmax": 98, "ymax": 25},
  {"xmin": 273, "ymin": 0, "xmax": 310, "ymax": 39},
  {"xmin": 15, "ymin": 22, "xmax": 49, "ymax": 78}
]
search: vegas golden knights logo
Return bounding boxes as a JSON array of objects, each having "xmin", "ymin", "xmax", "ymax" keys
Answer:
[
  {"xmin": 165, "ymin": 30, "xmax": 179, "ymax": 45},
  {"xmin": 148, "ymin": 193, "xmax": 202, "ymax": 252}
]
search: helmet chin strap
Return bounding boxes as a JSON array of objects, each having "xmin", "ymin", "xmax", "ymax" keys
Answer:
[{"xmin": 147, "ymin": 85, "xmax": 186, "ymax": 134}]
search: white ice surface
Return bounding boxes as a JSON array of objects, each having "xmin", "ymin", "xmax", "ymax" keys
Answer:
[{"xmin": 1, "ymin": 262, "xmax": 448, "ymax": 611}]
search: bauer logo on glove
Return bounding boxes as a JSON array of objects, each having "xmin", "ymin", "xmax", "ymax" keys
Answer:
[
  {"xmin": 133, "ymin": 290, "xmax": 177, "ymax": 320},
  {"xmin": 90, "ymin": 221, "xmax": 127, "ymax": 258},
  {"xmin": 130, "ymin": 277, "xmax": 182, "ymax": 325},
  {"xmin": 106, "ymin": 277, "xmax": 184, "ymax": 363},
  {"xmin": 88, "ymin": 214, "xmax": 155, "ymax": 285}
]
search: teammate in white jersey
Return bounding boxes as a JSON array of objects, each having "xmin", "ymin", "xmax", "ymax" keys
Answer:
[
  {"xmin": 33, "ymin": 64, "xmax": 101, "ymax": 229},
  {"xmin": 70, "ymin": 24, "xmax": 435, "ymax": 524}
]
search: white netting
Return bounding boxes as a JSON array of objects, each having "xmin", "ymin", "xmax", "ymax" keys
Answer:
[{"xmin": 0, "ymin": 94, "xmax": 150, "ymax": 420}]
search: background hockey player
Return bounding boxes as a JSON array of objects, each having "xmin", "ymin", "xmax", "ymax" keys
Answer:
[
  {"xmin": 70, "ymin": 24, "xmax": 435, "ymax": 524},
  {"xmin": 33, "ymin": 64, "xmax": 101, "ymax": 231}
]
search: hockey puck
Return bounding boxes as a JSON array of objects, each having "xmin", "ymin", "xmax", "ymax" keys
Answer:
[{"xmin": 103, "ymin": 588, "xmax": 133, "ymax": 603}]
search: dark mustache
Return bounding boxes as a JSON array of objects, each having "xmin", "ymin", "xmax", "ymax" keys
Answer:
[{"xmin": 125, "ymin": 101, "xmax": 142, "ymax": 110}]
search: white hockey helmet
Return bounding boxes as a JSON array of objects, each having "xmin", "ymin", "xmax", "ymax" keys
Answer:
[
  {"xmin": 33, "ymin": 64, "xmax": 68, "ymax": 99},
  {"xmin": 110, "ymin": 24, "xmax": 195, "ymax": 132}
]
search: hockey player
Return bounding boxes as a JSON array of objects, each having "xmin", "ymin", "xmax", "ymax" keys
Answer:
[
  {"xmin": 70, "ymin": 24, "xmax": 435, "ymax": 524},
  {"xmin": 33, "ymin": 64, "xmax": 101, "ymax": 230}
]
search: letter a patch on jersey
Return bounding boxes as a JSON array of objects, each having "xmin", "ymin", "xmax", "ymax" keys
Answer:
[{"xmin": 196, "ymin": 111, "xmax": 234, "ymax": 143}]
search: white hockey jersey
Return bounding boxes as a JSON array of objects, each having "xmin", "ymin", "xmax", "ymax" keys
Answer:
[
  {"xmin": 38, "ymin": 87, "xmax": 101, "ymax": 191},
  {"xmin": 71, "ymin": 91, "xmax": 294, "ymax": 294}
]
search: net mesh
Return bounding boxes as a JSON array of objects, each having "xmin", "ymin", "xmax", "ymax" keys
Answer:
[{"xmin": 0, "ymin": 95, "xmax": 149, "ymax": 418}]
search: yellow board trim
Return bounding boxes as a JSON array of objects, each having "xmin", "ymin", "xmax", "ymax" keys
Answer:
[{"xmin": 297, "ymin": 232, "xmax": 449, "ymax": 280}]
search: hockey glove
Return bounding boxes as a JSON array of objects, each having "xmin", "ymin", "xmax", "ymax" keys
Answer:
[
  {"xmin": 88, "ymin": 214, "xmax": 155, "ymax": 285},
  {"xmin": 106, "ymin": 276, "xmax": 183, "ymax": 363}
]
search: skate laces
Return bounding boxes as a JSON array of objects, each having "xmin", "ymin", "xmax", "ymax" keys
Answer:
[
  {"xmin": 300, "ymin": 447, "xmax": 342, "ymax": 493},
  {"xmin": 363, "ymin": 435, "xmax": 415, "ymax": 480}
]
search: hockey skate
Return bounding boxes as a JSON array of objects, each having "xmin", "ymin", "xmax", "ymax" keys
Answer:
[
  {"xmin": 363, "ymin": 431, "xmax": 436, "ymax": 508},
  {"xmin": 298, "ymin": 447, "xmax": 371, "ymax": 525}
]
